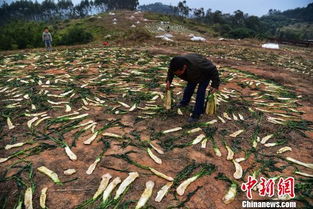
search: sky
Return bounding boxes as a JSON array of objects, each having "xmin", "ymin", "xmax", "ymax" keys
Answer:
[{"xmin": 1, "ymin": 0, "xmax": 312, "ymax": 16}]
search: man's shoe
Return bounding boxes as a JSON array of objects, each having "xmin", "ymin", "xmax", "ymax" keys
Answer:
[
  {"xmin": 175, "ymin": 103, "xmax": 188, "ymax": 108},
  {"xmin": 187, "ymin": 115, "xmax": 200, "ymax": 123}
]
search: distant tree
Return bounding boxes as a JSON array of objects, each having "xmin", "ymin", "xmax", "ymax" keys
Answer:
[
  {"xmin": 177, "ymin": 0, "xmax": 190, "ymax": 17},
  {"xmin": 94, "ymin": 0, "xmax": 107, "ymax": 13},
  {"xmin": 212, "ymin": 10, "xmax": 224, "ymax": 24},
  {"xmin": 106, "ymin": 0, "xmax": 138, "ymax": 10},
  {"xmin": 57, "ymin": 0, "xmax": 74, "ymax": 19},
  {"xmin": 268, "ymin": 9, "xmax": 281, "ymax": 16},
  {"xmin": 74, "ymin": 0, "xmax": 93, "ymax": 17},
  {"xmin": 245, "ymin": 15, "xmax": 261, "ymax": 31},
  {"xmin": 138, "ymin": 2, "xmax": 178, "ymax": 15},
  {"xmin": 193, "ymin": 7, "xmax": 204, "ymax": 18},
  {"xmin": 233, "ymin": 10, "xmax": 244, "ymax": 25},
  {"xmin": 41, "ymin": 0, "xmax": 57, "ymax": 20}
]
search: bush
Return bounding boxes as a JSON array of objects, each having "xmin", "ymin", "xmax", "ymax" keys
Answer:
[
  {"xmin": 57, "ymin": 26, "xmax": 93, "ymax": 45},
  {"xmin": 0, "ymin": 21, "xmax": 93, "ymax": 50},
  {"xmin": 0, "ymin": 21, "xmax": 44, "ymax": 50},
  {"xmin": 227, "ymin": 27, "xmax": 255, "ymax": 39},
  {"xmin": 124, "ymin": 28, "xmax": 152, "ymax": 42}
]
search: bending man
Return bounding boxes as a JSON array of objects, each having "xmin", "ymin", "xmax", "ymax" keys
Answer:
[{"xmin": 166, "ymin": 54, "xmax": 220, "ymax": 122}]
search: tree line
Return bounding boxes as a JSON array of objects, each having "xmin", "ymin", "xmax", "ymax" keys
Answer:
[
  {"xmin": 0, "ymin": 0, "xmax": 139, "ymax": 25},
  {"xmin": 140, "ymin": 1, "xmax": 313, "ymax": 41}
]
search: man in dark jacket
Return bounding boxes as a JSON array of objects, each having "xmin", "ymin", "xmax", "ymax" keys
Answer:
[{"xmin": 166, "ymin": 54, "xmax": 220, "ymax": 122}]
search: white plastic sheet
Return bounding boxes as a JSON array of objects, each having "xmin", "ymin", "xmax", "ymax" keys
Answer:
[
  {"xmin": 262, "ymin": 43, "xmax": 279, "ymax": 49},
  {"xmin": 190, "ymin": 36, "xmax": 206, "ymax": 42},
  {"xmin": 155, "ymin": 34, "xmax": 174, "ymax": 42}
]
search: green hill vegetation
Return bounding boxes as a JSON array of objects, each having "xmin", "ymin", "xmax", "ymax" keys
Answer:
[{"xmin": 0, "ymin": 0, "xmax": 312, "ymax": 51}]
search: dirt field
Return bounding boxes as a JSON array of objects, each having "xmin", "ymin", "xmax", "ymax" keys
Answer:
[{"xmin": 0, "ymin": 39, "xmax": 312, "ymax": 209}]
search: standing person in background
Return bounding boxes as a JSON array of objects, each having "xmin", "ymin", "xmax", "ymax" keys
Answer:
[
  {"xmin": 42, "ymin": 27, "xmax": 53, "ymax": 51},
  {"xmin": 166, "ymin": 54, "xmax": 220, "ymax": 123}
]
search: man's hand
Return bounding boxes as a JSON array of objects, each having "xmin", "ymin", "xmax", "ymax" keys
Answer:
[
  {"xmin": 166, "ymin": 81, "xmax": 171, "ymax": 90},
  {"xmin": 209, "ymin": 87, "xmax": 218, "ymax": 94}
]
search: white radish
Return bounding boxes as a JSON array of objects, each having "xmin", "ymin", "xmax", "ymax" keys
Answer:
[
  {"xmin": 233, "ymin": 160, "xmax": 243, "ymax": 179},
  {"xmin": 214, "ymin": 147, "xmax": 222, "ymax": 157},
  {"xmin": 147, "ymin": 148, "xmax": 162, "ymax": 164},
  {"xmin": 25, "ymin": 112, "xmax": 47, "ymax": 117},
  {"xmin": 27, "ymin": 117, "xmax": 38, "ymax": 128},
  {"xmin": 176, "ymin": 175, "xmax": 198, "ymax": 196},
  {"xmin": 226, "ymin": 146, "xmax": 234, "ymax": 160},
  {"xmin": 206, "ymin": 119, "xmax": 218, "ymax": 125},
  {"xmin": 64, "ymin": 169, "xmax": 76, "ymax": 175},
  {"xmin": 82, "ymin": 98, "xmax": 89, "ymax": 106},
  {"xmin": 177, "ymin": 108, "xmax": 183, "ymax": 115},
  {"xmin": 261, "ymin": 134, "xmax": 273, "ymax": 144},
  {"xmin": 162, "ymin": 127, "xmax": 182, "ymax": 134},
  {"xmin": 187, "ymin": 127, "xmax": 202, "ymax": 134},
  {"xmin": 135, "ymin": 181, "xmax": 155, "ymax": 209},
  {"xmin": 229, "ymin": 130, "xmax": 244, "ymax": 137},
  {"xmin": 223, "ymin": 112, "xmax": 232, "ymax": 120},
  {"xmin": 69, "ymin": 113, "xmax": 89, "ymax": 120},
  {"xmin": 65, "ymin": 104, "xmax": 71, "ymax": 112},
  {"xmin": 40, "ymin": 187, "xmax": 48, "ymax": 208},
  {"xmin": 7, "ymin": 117, "xmax": 15, "ymax": 129},
  {"xmin": 103, "ymin": 132, "xmax": 122, "ymax": 138},
  {"xmin": 223, "ymin": 184, "xmax": 237, "ymax": 204},
  {"xmin": 155, "ymin": 182, "xmax": 172, "ymax": 202},
  {"xmin": 5, "ymin": 142, "xmax": 25, "ymax": 150},
  {"xmin": 201, "ymin": 138, "xmax": 208, "ymax": 148},
  {"xmin": 93, "ymin": 174, "xmax": 112, "ymax": 200},
  {"xmin": 102, "ymin": 177, "xmax": 121, "ymax": 202},
  {"xmin": 24, "ymin": 187, "xmax": 33, "ymax": 209},
  {"xmin": 37, "ymin": 166, "xmax": 62, "ymax": 184},
  {"xmin": 0, "ymin": 157, "xmax": 9, "ymax": 163},
  {"xmin": 286, "ymin": 157, "xmax": 313, "ymax": 170},
  {"xmin": 150, "ymin": 142, "xmax": 164, "ymax": 155},
  {"xmin": 295, "ymin": 171, "xmax": 313, "ymax": 178},
  {"xmin": 118, "ymin": 101, "xmax": 130, "ymax": 108},
  {"xmin": 264, "ymin": 143, "xmax": 278, "ymax": 147},
  {"xmin": 151, "ymin": 95, "xmax": 159, "ymax": 100},
  {"xmin": 218, "ymin": 116, "xmax": 226, "ymax": 123},
  {"xmin": 83, "ymin": 123, "xmax": 95, "ymax": 131},
  {"xmin": 114, "ymin": 172, "xmax": 139, "ymax": 200},
  {"xmin": 277, "ymin": 147, "xmax": 292, "ymax": 154},
  {"xmin": 65, "ymin": 146, "xmax": 77, "ymax": 160},
  {"xmin": 235, "ymin": 158, "xmax": 245, "ymax": 163},
  {"xmin": 84, "ymin": 132, "xmax": 98, "ymax": 145},
  {"xmin": 34, "ymin": 116, "xmax": 51, "ymax": 126},
  {"xmin": 129, "ymin": 104, "xmax": 137, "ymax": 111},
  {"xmin": 192, "ymin": 134, "xmax": 206, "ymax": 145},
  {"xmin": 232, "ymin": 114, "xmax": 238, "ymax": 120},
  {"xmin": 86, "ymin": 158, "xmax": 101, "ymax": 175},
  {"xmin": 149, "ymin": 168, "xmax": 173, "ymax": 181}
]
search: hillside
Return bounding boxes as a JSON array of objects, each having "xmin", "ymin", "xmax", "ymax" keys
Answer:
[{"xmin": 0, "ymin": 10, "xmax": 216, "ymax": 50}]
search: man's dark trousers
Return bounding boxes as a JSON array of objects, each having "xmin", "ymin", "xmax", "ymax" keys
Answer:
[{"xmin": 180, "ymin": 79, "xmax": 210, "ymax": 117}]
